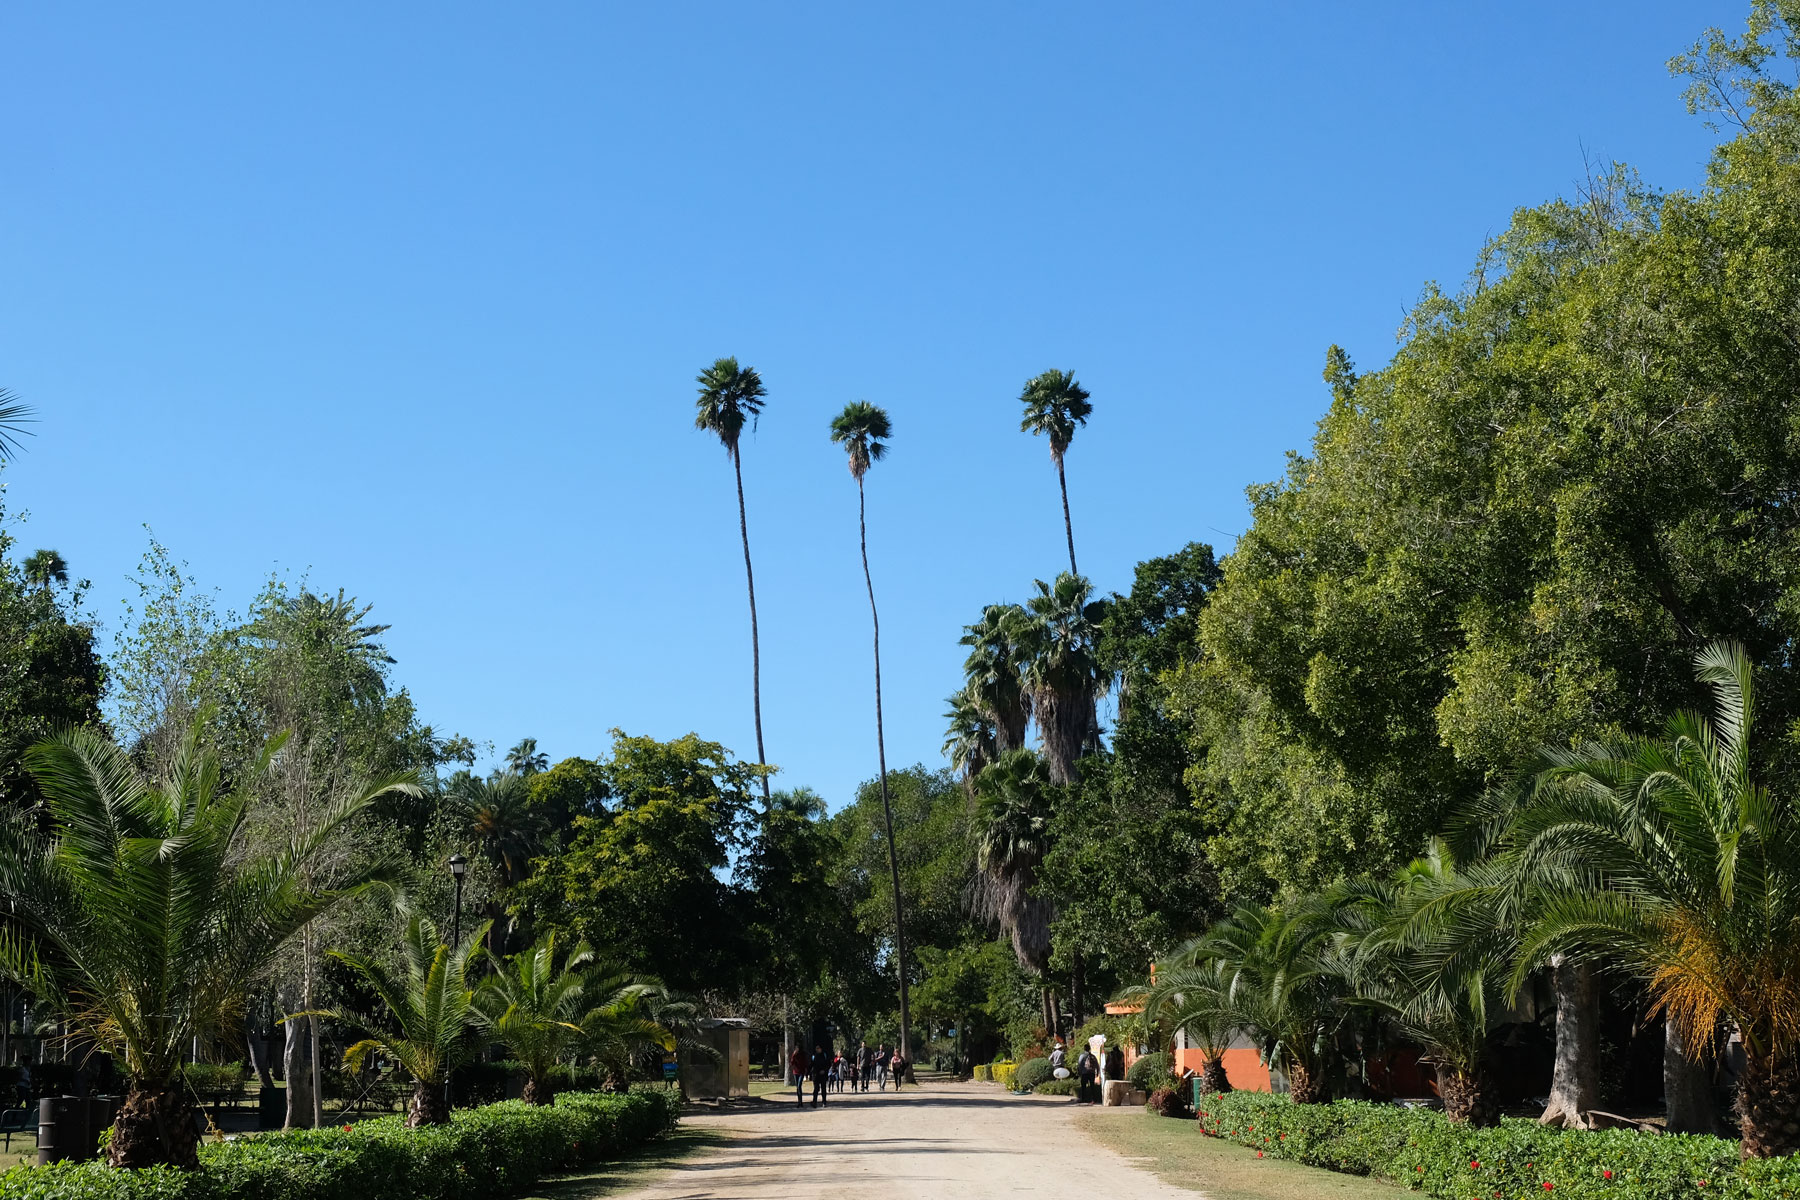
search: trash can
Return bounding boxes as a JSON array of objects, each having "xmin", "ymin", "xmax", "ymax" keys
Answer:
[{"xmin": 37, "ymin": 1096, "xmax": 88, "ymax": 1165}]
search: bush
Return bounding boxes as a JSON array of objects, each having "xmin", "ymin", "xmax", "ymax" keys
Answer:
[
  {"xmin": 991, "ymin": 1062, "xmax": 1019, "ymax": 1091},
  {"xmin": 1034, "ymin": 1078, "xmax": 1077, "ymax": 1096},
  {"xmin": 1125, "ymin": 1052, "xmax": 1170, "ymax": 1092},
  {"xmin": 1195, "ymin": 1090, "xmax": 1800, "ymax": 1199},
  {"xmin": 1147, "ymin": 1086, "xmax": 1187, "ymax": 1118},
  {"xmin": 181, "ymin": 1064, "xmax": 247, "ymax": 1099},
  {"xmin": 0, "ymin": 1089, "xmax": 681, "ymax": 1200},
  {"xmin": 1013, "ymin": 1057, "xmax": 1052, "ymax": 1092}
]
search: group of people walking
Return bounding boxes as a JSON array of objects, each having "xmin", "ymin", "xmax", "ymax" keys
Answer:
[
  {"xmin": 1048, "ymin": 1040, "xmax": 1124, "ymax": 1105},
  {"xmin": 787, "ymin": 1041, "xmax": 910, "ymax": 1106}
]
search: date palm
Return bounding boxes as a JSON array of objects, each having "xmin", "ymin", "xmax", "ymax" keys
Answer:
[
  {"xmin": 0, "ymin": 726, "xmax": 413, "ymax": 1168},
  {"xmin": 474, "ymin": 933, "xmax": 666, "ymax": 1105},
  {"xmin": 312, "ymin": 910, "xmax": 490, "ymax": 1127},
  {"xmin": 829, "ymin": 399, "xmax": 911, "ymax": 1059},
  {"xmin": 694, "ymin": 357, "xmax": 773, "ymax": 804},
  {"xmin": 959, "ymin": 604, "xmax": 1033, "ymax": 752},
  {"xmin": 1019, "ymin": 369, "xmax": 1091, "ymax": 575},
  {"xmin": 1508, "ymin": 641, "xmax": 1800, "ymax": 1158}
]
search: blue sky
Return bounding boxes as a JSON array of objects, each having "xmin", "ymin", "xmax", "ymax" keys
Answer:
[{"xmin": 0, "ymin": 2, "xmax": 1741, "ymax": 807}]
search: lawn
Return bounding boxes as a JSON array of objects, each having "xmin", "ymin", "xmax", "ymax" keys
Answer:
[{"xmin": 1077, "ymin": 1109, "xmax": 1405, "ymax": 1200}]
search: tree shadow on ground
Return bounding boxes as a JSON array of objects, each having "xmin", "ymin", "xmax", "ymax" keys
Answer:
[{"xmin": 521, "ymin": 1127, "xmax": 725, "ymax": 1200}]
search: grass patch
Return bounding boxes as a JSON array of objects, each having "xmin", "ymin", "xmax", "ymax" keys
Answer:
[
  {"xmin": 1078, "ymin": 1109, "xmax": 1404, "ymax": 1200},
  {"xmin": 520, "ymin": 1126, "xmax": 722, "ymax": 1199}
]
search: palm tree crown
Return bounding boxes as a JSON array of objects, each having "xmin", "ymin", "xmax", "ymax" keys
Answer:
[
  {"xmin": 23, "ymin": 548, "xmax": 68, "ymax": 592},
  {"xmin": 1018, "ymin": 369, "xmax": 1091, "ymax": 464},
  {"xmin": 0, "ymin": 726, "xmax": 412, "ymax": 1167},
  {"xmin": 1019, "ymin": 572, "xmax": 1110, "ymax": 785},
  {"xmin": 830, "ymin": 401, "xmax": 891, "ymax": 480},
  {"xmin": 693, "ymin": 357, "xmax": 767, "ymax": 461},
  {"xmin": 0, "ymin": 388, "xmax": 35, "ymax": 460},
  {"xmin": 506, "ymin": 737, "xmax": 549, "ymax": 776},
  {"xmin": 959, "ymin": 603, "xmax": 1034, "ymax": 753}
]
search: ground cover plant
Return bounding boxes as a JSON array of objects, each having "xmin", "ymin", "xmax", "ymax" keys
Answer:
[
  {"xmin": 0, "ymin": 1089, "xmax": 679, "ymax": 1200},
  {"xmin": 1196, "ymin": 1091, "xmax": 1800, "ymax": 1199}
]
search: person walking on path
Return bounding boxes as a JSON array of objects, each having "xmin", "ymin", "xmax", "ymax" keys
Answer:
[
  {"xmin": 889, "ymin": 1047, "xmax": 908, "ymax": 1092},
  {"xmin": 858, "ymin": 1042, "xmax": 874, "ymax": 1091},
  {"xmin": 789, "ymin": 1044, "xmax": 808, "ymax": 1106},
  {"xmin": 810, "ymin": 1044, "xmax": 832, "ymax": 1107},
  {"xmin": 874, "ymin": 1044, "xmax": 890, "ymax": 1091},
  {"xmin": 1076, "ymin": 1045, "xmax": 1099, "ymax": 1105}
]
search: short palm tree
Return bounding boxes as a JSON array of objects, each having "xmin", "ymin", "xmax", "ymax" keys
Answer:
[
  {"xmin": 1018, "ymin": 368, "xmax": 1091, "ymax": 575},
  {"xmin": 1328, "ymin": 846, "xmax": 1512, "ymax": 1126},
  {"xmin": 1018, "ymin": 573, "xmax": 1109, "ymax": 785},
  {"xmin": 1127, "ymin": 955, "xmax": 1238, "ymax": 1094},
  {"xmin": 959, "ymin": 603, "xmax": 1034, "ymax": 753},
  {"xmin": 312, "ymin": 910, "xmax": 490, "ymax": 1127},
  {"xmin": 1508, "ymin": 641, "xmax": 1800, "ymax": 1158},
  {"xmin": 829, "ymin": 399, "xmax": 912, "ymax": 1059},
  {"xmin": 694, "ymin": 356, "xmax": 773, "ymax": 804},
  {"xmin": 0, "ymin": 726, "xmax": 412, "ymax": 1168},
  {"xmin": 942, "ymin": 685, "xmax": 998, "ymax": 796},
  {"xmin": 475, "ymin": 933, "xmax": 666, "ymax": 1104}
]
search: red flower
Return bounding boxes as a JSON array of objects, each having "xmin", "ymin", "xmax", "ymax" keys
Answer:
[
  {"xmin": 1470, "ymin": 1161, "xmax": 1480, "ymax": 1170},
  {"xmin": 1256, "ymin": 1151, "xmax": 1264, "ymax": 1158},
  {"xmin": 1543, "ymin": 1183, "xmax": 1554, "ymax": 1192},
  {"xmin": 1279, "ymin": 1134, "xmax": 1286, "ymax": 1140},
  {"xmin": 1603, "ymin": 1169, "xmax": 1613, "ymax": 1180},
  {"xmin": 342, "ymin": 1124, "xmax": 352, "ymax": 1133}
]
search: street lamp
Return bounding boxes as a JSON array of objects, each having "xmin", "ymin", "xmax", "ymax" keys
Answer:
[{"xmin": 447, "ymin": 853, "xmax": 468, "ymax": 945}]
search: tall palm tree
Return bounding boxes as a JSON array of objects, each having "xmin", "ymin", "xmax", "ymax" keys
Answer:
[
  {"xmin": 0, "ymin": 388, "xmax": 35, "ymax": 460},
  {"xmin": 1507, "ymin": 641, "xmax": 1800, "ymax": 1159},
  {"xmin": 474, "ymin": 933, "xmax": 667, "ymax": 1105},
  {"xmin": 506, "ymin": 737, "xmax": 549, "ymax": 776},
  {"xmin": 22, "ymin": 548, "xmax": 67, "ymax": 593},
  {"xmin": 1018, "ymin": 573, "xmax": 1110, "ymax": 785},
  {"xmin": 829, "ymin": 399, "xmax": 911, "ymax": 1059},
  {"xmin": 959, "ymin": 604, "xmax": 1034, "ymax": 752},
  {"xmin": 0, "ymin": 725, "xmax": 413, "ymax": 1168},
  {"xmin": 942, "ymin": 685, "xmax": 998, "ymax": 797},
  {"xmin": 694, "ymin": 357, "xmax": 773, "ymax": 804},
  {"xmin": 972, "ymin": 748, "xmax": 1060, "ymax": 1035},
  {"xmin": 1018, "ymin": 369, "xmax": 1091, "ymax": 575},
  {"xmin": 448, "ymin": 771, "xmax": 544, "ymax": 889},
  {"xmin": 312, "ymin": 910, "xmax": 490, "ymax": 1127}
]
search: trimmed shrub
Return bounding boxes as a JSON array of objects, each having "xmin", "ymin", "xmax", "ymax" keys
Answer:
[
  {"xmin": 0, "ymin": 1089, "xmax": 681, "ymax": 1200},
  {"xmin": 1195, "ymin": 1090, "xmax": 1800, "ymax": 1199},
  {"xmin": 1013, "ymin": 1057, "xmax": 1052, "ymax": 1092},
  {"xmin": 1125, "ymin": 1052, "xmax": 1170, "ymax": 1092},
  {"xmin": 991, "ymin": 1062, "xmax": 1020, "ymax": 1091},
  {"xmin": 1034, "ymin": 1078, "xmax": 1077, "ymax": 1096}
]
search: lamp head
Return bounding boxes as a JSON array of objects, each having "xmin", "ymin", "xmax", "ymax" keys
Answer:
[{"xmin": 448, "ymin": 852, "xmax": 468, "ymax": 879}]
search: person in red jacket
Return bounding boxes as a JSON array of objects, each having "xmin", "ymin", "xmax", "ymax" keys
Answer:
[{"xmin": 789, "ymin": 1044, "xmax": 808, "ymax": 1106}]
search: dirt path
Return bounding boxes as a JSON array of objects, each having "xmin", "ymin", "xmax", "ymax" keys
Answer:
[{"xmin": 599, "ymin": 1079, "xmax": 1207, "ymax": 1199}]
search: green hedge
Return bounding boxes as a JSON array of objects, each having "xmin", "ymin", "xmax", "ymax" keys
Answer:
[
  {"xmin": 0, "ymin": 1089, "xmax": 681, "ymax": 1200},
  {"xmin": 1126, "ymin": 1052, "xmax": 1170, "ymax": 1092},
  {"xmin": 1196, "ymin": 1091, "xmax": 1800, "ymax": 1199},
  {"xmin": 1013, "ymin": 1057, "xmax": 1052, "ymax": 1092}
]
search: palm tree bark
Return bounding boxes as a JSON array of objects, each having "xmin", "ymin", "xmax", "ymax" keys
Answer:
[
  {"xmin": 1056, "ymin": 456, "xmax": 1077, "ymax": 577},
  {"xmin": 1286, "ymin": 1058, "xmax": 1324, "ymax": 1104},
  {"xmin": 109, "ymin": 1082, "xmax": 200, "ymax": 1169},
  {"xmin": 522, "ymin": 1074, "xmax": 555, "ymax": 1106},
  {"xmin": 859, "ymin": 477, "xmax": 911, "ymax": 1059},
  {"xmin": 1739, "ymin": 1045, "xmax": 1800, "ymax": 1158},
  {"xmin": 408, "ymin": 1077, "xmax": 450, "ymax": 1127},
  {"xmin": 1539, "ymin": 958, "xmax": 1599, "ymax": 1129},
  {"xmin": 1200, "ymin": 1055, "xmax": 1232, "ymax": 1094},
  {"xmin": 1439, "ymin": 1065, "xmax": 1499, "ymax": 1127},
  {"xmin": 735, "ymin": 451, "xmax": 771, "ymax": 803},
  {"xmin": 1664, "ymin": 1018, "xmax": 1717, "ymax": 1134}
]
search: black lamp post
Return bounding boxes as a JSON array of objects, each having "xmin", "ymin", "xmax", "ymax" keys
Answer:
[{"xmin": 448, "ymin": 853, "xmax": 468, "ymax": 946}]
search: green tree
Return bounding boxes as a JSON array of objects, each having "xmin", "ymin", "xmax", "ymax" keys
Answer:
[
  {"xmin": 1018, "ymin": 573, "xmax": 1108, "ymax": 786},
  {"xmin": 22, "ymin": 549, "xmax": 67, "ymax": 593},
  {"xmin": 506, "ymin": 737, "xmax": 548, "ymax": 776},
  {"xmin": 1018, "ymin": 369, "xmax": 1092, "ymax": 575},
  {"xmin": 0, "ymin": 726, "xmax": 410, "ymax": 1167},
  {"xmin": 958, "ymin": 604, "xmax": 1033, "ymax": 753},
  {"xmin": 694, "ymin": 357, "xmax": 773, "ymax": 805},
  {"xmin": 313, "ymin": 910, "xmax": 489, "ymax": 1127},
  {"xmin": 1507, "ymin": 642, "xmax": 1800, "ymax": 1158},
  {"xmin": 942, "ymin": 685, "xmax": 998, "ymax": 796},
  {"xmin": 829, "ymin": 399, "xmax": 912, "ymax": 1059}
]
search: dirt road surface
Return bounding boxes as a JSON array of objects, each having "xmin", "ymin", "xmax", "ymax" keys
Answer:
[{"xmin": 603, "ymin": 1079, "xmax": 1205, "ymax": 1199}]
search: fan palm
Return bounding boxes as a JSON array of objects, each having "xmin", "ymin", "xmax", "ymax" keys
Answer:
[
  {"xmin": 1018, "ymin": 573, "xmax": 1110, "ymax": 785},
  {"xmin": 22, "ymin": 548, "xmax": 68, "ymax": 593},
  {"xmin": 942, "ymin": 686, "xmax": 998, "ymax": 796},
  {"xmin": 1507, "ymin": 641, "xmax": 1800, "ymax": 1158},
  {"xmin": 311, "ymin": 910, "xmax": 490, "ymax": 1127},
  {"xmin": 694, "ymin": 357, "xmax": 773, "ymax": 804},
  {"xmin": 0, "ymin": 388, "xmax": 35, "ymax": 460},
  {"xmin": 0, "ymin": 726, "xmax": 412, "ymax": 1168},
  {"xmin": 474, "ymin": 933, "xmax": 667, "ymax": 1105},
  {"xmin": 1018, "ymin": 368, "xmax": 1091, "ymax": 575},
  {"xmin": 972, "ymin": 748, "xmax": 1056, "ymax": 972},
  {"xmin": 958, "ymin": 604, "xmax": 1034, "ymax": 752},
  {"xmin": 506, "ymin": 737, "xmax": 549, "ymax": 777},
  {"xmin": 829, "ymin": 399, "xmax": 912, "ymax": 1059}
]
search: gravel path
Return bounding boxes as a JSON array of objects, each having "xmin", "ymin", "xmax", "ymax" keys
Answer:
[{"xmin": 604, "ymin": 1079, "xmax": 1205, "ymax": 1199}]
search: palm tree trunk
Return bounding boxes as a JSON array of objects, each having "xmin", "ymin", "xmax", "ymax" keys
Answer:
[
  {"xmin": 859, "ymin": 477, "xmax": 911, "ymax": 1060},
  {"xmin": 1056, "ymin": 456, "xmax": 1077, "ymax": 576},
  {"xmin": 1539, "ymin": 957, "xmax": 1599, "ymax": 1129},
  {"xmin": 1200, "ymin": 1055, "xmax": 1232, "ymax": 1094},
  {"xmin": 109, "ymin": 1081, "xmax": 200, "ymax": 1169},
  {"xmin": 1286, "ymin": 1057, "xmax": 1324, "ymax": 1104},
  {"xmin": 408, "ymin": 1077, "xmax": 450, "ymax": 1127},
  {"xmin": 1739, "ymin": 1043, "xmax": 1800, "ymax": 1158},
  {"xmin": 735, "ymin": 452, "xmax": 771, "ymax": 804},
  {"xmin": 521, "ymin": 1073, "xmax": 555, "ymax": 1106},
  {"xmin": 1665, "ymin": 1017, "xmax": 1718, "ymax": 1135},
  {"xmin": 1439, "ymin": 1065, "xmax": 1499, "ymax": 1127}
]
